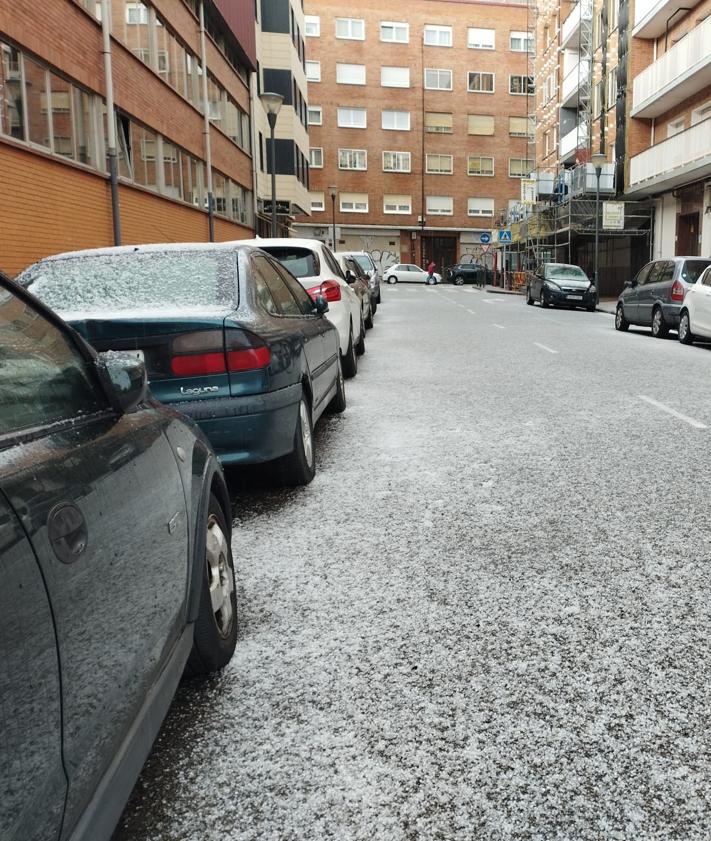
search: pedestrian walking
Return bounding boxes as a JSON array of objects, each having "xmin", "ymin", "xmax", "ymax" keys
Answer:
[{"xmin": 426, "ymin": 259, "xmax": 437, "ymax": 285}]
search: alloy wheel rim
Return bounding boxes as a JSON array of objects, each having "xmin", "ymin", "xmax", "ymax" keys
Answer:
[
  {"xmin": 616, "ymin": 309, "xmax": 622, "ymax": 328},
  {"xmin": 300, "ymin": 399, "xmax": 313, "ymax": 467},
  {"xmin": 681, "ymin": 315, "xmax": 688, "ymax": 339},
  {"xmin": 206, "ymin": 516, "xmax": 234, "ymax": 638},
  {"xmin": 653, "ymin": 311, "xmax": 661, "ymax": 334}
]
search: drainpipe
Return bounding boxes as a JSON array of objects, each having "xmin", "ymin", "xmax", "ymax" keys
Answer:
[
  {"xmin": 199, "ymin": 0, "xmax": 214, "ymax": 241},
  {"xmin": 100, "ymin": 0, "xmax": 121, "ymax": 245}
]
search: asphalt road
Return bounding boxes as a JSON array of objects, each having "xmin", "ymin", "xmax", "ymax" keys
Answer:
[{"xmin": 113, "ymin": 286, "xmax": 711, "ymax": 841}]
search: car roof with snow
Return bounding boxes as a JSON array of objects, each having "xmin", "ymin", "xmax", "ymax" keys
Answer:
[{"xmin": 26, "ymin": 241, "xmax": 262, "ymax": 264}]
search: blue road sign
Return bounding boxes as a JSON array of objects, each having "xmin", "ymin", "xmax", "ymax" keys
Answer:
[
  {"xmin": 498, "ymin": 229, "xmax": 512, "ymax": 243},
  {"xmin": 480, "ymin": 232, "xmax": 491, "ymax": 244}
]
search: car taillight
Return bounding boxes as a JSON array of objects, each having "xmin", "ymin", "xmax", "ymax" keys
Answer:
[
  {"xmin": 671, "ymin": 280, "xmax": 685, "ymax": 302},
  {"xmin": 307, "ymin": 279, "xmax": 342, "ymax": 302},
  {"xmin": 170, "ymin": 329, "xmax": 270, "ymax": 376}
]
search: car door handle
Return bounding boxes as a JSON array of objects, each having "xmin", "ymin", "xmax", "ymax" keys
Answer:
[{"xmin": 47, "ymin": 503, "xmax": 88, "ymax": 564}]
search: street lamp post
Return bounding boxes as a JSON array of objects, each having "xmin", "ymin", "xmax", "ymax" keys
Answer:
[
  {"xmin": 259, "ymin": 92, "xmax": 284, "ymax": 237},
  {"xmin": 329, "ymin": 185, "xmax": 338, "ymax": 250},
  {"xmin": 591, "ymin": 152, "xmax": 606, "ymax": 304},
  {"xmin": 417, "ymin": 215, "xmax": 426, "ymax": 266}
]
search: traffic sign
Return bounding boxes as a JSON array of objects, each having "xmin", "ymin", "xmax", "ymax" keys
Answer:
[
  {"xmin": 480, "ymin": 232, "xmax": 491, "ymax": 244},
  {"xmin": 498, "ymin": 230, "xmax": 512, "ymax": 243}
]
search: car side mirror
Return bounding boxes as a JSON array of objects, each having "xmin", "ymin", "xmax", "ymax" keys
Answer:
[
  {"xmin": 313, "ymin": 294, "xmax": 329, "ymax": 315},
  {"xmin": 345, "ymin": 270, "xmax": 356, "ymax": 284},
  {"xmin": 97, "ymin": 351, "xmax": 148, "ymax": 414}
]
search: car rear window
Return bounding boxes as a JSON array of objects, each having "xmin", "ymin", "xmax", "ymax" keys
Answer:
[
  {"xmin": 352, "ymin": 254, "xmax": 374, "ymax": 274},
  {"xmin": 681, "ymin": 260, "xmax": 711, "ymax": 284},
  {"xmin": 22, "ymin": 250, "xmax": 237, "ymax": 314},
  {"xmin": 259, "ymin": 247, "xmax": 319, "ymax": 279}
]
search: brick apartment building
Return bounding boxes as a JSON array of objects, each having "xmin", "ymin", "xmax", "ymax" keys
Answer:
[
  {"xmin": 0, "ymin": 0, "xmax": 256, "ymax": 277},
  {"xmin": 293, "ymin": 0, "xmax": 535, "ymax": 272}
]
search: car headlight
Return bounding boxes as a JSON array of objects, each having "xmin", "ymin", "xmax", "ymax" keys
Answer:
[
  {"xmin": 588, "ymin": 284, "xmax": 596, "ymax": 295},
  {"xmin": 544, "ymin": 280, "xmax": 560, "ymax": 291}
]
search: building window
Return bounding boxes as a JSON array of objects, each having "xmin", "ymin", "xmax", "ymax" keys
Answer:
[
  {"xmin": 467, "ymin": 28, "xmax": 495, "ymax": 49},
  {"xmin": 667, "ymin": 118, "xmax": 685, "ymax": 138},
  {"xmin": 425, "ymin": 154, "xmax": 454, "ymax": 174},
  {"xmin": 383, "ymin": 151, "xmax": 411, "ymax": 172},
  {"xmin": 381, "ymin": 21, "xmax": 409, "ymax": 43},
  {"xmin": 509, "ymin": 116, "xmax": 534, "ymax": 137},
  {"xmin": 691, "ymin": 101, "xmax": 711, "ymax": 126},
  {"xmin": 509, "ymin": 158, "xmax": 533, "ymax": 177},
  {"xmin": 381, "ymin": 66, "xmax": 410, "ymax": 87},
  {"xmin": 305, "ymin": 61, "xmax": 321, "ymax": 82},
  {"xmin": 305, "ymin": 15, "xmax": 320, "ymax": 36},
  {"xmin": 424, "ymin": 25, "xmax": 453, "ymax": 47},
  {"xmin": 311, "ymin": 191, "xmax": 325, "ymax": 211},
  {"xmin": 468, "ymin": 155, "xmax": 495, "ymax": 176},
  {"xmin": 424, "ymin": 68, "xmax": 453, "ymax": 90},
  {"xmin": 594, "ymin": 10, "xmax": 603, "ymax": 48},
  {"xmin": 426, "ymin": 195, "xmax": 453, "ymax": 215},
  {"xmin": 468, "ymin": 114, "xmax": 495, "ymax": 135},
  {"xmin": 510, "ymin": 31, "xmax": 533, "ymax": 52},
  {"xmin": 382, "ymin": 110, "xmax": 411, "ymax": 130},
  {"xmin": 544, "ymin": 129, "xmax": 551, "ymax": 156},
  {"xmin": 340, "ymin": 192, "xmax": 368, "ymax": 212},
  {"xmin": 335, "ymin": 18, "xmax": 365, "ymax": 40},
  {"xmin": 468, "ymin": 71, "xmax": 494, "ymax": 93},
  {"xmin": 468, "ymin": 197, "xmax": 495, "ymax": 216},
  {"xmin": 606, "ymin": 67, "xmax": 617, "ymax": 109},
  {"xmin": 125, "ymin": 2, "xmax": 149, "ymax": 24},
  {"xmin": 337, "ymin": 107, "xmax": 367, "ymax": 128},
  {"xmin": 383, "ymin": 194, "xmax": 412, "ymax": 213},
  {"xmin": 338, "ymin": 148, "xmax": 367, "ymax": 169},
  {"xmin": 593, "ymin": 80, "xmax": 603, "ymax": 115},
  {"xmin": 424, "ymin": 111, "xmax": 453, "ymax": 133},
  {"xmin": 307, "ymin": 106, "xmax": 322, "ymax": 125},
  {"xmin": 509, "ymin": 75, "xmax": 534, "ymax": 95},
  {"xmin": 336, "ymin": 63, "xmax": 366, "ymax": 85},
  {"xmin": 607, "ymin": 0, "xmax": 619, "ymax": 31},
  {"xmin": 309, "ymin": 147, "xmax": 323, "ymax": 168}
]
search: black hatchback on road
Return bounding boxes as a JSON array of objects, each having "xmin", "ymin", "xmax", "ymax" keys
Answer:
[
  {"xmin": 526, "ymin": 263, "xmax": 597, "ymax": 311},
  {"xmin": 614, "ymin": 256, "xmax": 711, "ymax": 337}
]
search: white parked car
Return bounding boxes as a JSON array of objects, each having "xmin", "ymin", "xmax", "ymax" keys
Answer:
[
  {"xmin": 385, "ymin": 263, "xmax": 442, "ymax": 285},
  {"xmin": 678, "ymin": 265, "xmax": 711, "ymax": 345},
  {"xmin": 242, "ymin": 238, "xmax": 364, "ymax": 377}
]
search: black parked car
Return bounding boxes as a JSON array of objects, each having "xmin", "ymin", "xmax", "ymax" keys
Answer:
[
  {"xmin": 0, "ymin": 271, "xmax": 236, "ymax": 841},
  {"xmin": 445, "ymin": 261, "xmax": 491, "ymax": 286},
  {"xmin": 526, "ymin": 263, "xmax": 596, "ymax": 311},
  {"xmin": 614, "ymin": 256, "xmax": 711, "ymax": 336}
]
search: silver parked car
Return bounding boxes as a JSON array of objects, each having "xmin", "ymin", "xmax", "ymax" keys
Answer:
[{"xmin": 342, "ymin": 251, "xmax": 381, "ymax": 306}]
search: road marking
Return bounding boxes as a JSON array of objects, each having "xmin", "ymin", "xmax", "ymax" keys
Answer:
[
  {"xmin": 533, "ymin": 342, "xmax": 558, "ymax": 354},
  {"xmin": 466, "ymin": 309, "xmax": 476, "ymax": 315},
  {"xmin": 637, "ymin": 395, "xmax": 707, "ymax": 429},
  {"xmin": 483, "ymin": 300, "xmax": 497, "ymax": 305},
  {"xmin": 492, "ymin": 323, "xmax": 506, "ymax": 329}
]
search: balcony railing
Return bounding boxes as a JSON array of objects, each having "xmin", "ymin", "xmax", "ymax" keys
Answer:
[
  {"xmin": 629, "ymin": 117, "xmax": 711, "ymax": 190},
  {"xmin": 631, "ymin": 16, "xmax": 711, "ymax": 118},
  {"xmin": 559, "ymin": 124, "xmax": 587, "ymax": 160},
  {"xmin": 633, "ymin": 0, "xmax": 702, "ymax": 39},
  {"xmin": 561, "ymin": 61, "xmax": 590, "ymax": 107},
  {"xmin": 561, "ymin": 0, "xmax": 593, "ymax": 49}
]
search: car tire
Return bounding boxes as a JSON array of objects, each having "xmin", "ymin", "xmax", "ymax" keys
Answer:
[
  {"xmin": 275, "ymin": 395, "xmax": 316, "ymax": 486},
  {"xmin": 327, "ymin": 357, "xmax": 347, "ymax": 414},
  {"xmin": 184, "ymin": 494, "xmax": 237, "ymax": 678},
  {"xmin": 341, "ymin": 325, "xmax": 358, "ymax": 378},
  {"xmin": 454, "ymin": 275, "xmax": 465, "ymax": 286},
  {"xmin": 355, "ymin": 318, "xmax": 366, "ymax": 355},
  {"xmin": 526, "ymin": 287, "xmax": 534, "ymax": 305},
  {"xmin": 678, "ymin": 310, "xmax": 694, "ymax": 345},
  {"xmin": 364, "ymin": 307, "xmax": 374, "ymax": 329},
  {"xmin": 651, "ymin": 306, "xmax": 668, "ymax": 338},
  {"xmin": 387, "ymin": 276, "xmax": 397, "ymax": 284},
  {"xmin": 539, "ymin": 290, "xmax": 549, "ymax": 308},
  {"xmin": 615, "ymin": 304, "xmax": 630, "ymax": 332}
]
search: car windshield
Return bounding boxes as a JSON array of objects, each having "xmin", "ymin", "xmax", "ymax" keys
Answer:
[
  {"xmin": 682, "ymin": 260, "xmax": 711, "ymax": 283},
  {"xmin": 352, "ymin": 254, "xmax": 374, "ymax": 274},
  {"xmin": 22, "ymin": 250, "xmax": 237, "ymax": 314},
  {"xmin": 546, "ymin": 264, "xmax": 588, "ymax": 280},
  {"xmin": 259, "ymin": 247, "xmax": 318, "ymax": 279}
]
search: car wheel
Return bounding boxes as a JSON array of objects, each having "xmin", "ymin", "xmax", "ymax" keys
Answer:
[
  {"xmin": 387, "ymin": 275, "xmax": 397, "ymax": 284},
  {"xmin": 526, "ymin": 287, "xmax": 534, "ymax": 305},
  {"xmin": 586, "ymin": 305, "xmax": 596, "ymax": 312},
  {"xmin": 539, "ymin": 290, "xmax": 549, "ymax": 308},
  {"xmin": 355, "ymin": 318, "xmax": 366, "ymax": 355},
  {"xmin": 678, "ymin": 310, "xmax": 694, "ymax": 345},
  {"xmin": 341, "ymin": 324, "xmax": 358, "ymax": 378},
  {"xmin": 615, "ymin": 304, "xmax": 630, "ymax": 331},
  {"xmin": 651, "ymin": 306, "xmax": 668, "ymax": 338},
  {"xmin": 327, "ymin": 357, "xmax": 347, "ymax": 414},
  {"xmin": 184, "ymin": 494, "xmax": 237, "ymax": 678},
  {"xmin": 275, "ymin": 395, "xmax": 316, "ymax": 486},
  {"xmin": 454, "ymin": 275, "xmax": 465, "ymax": 286}
]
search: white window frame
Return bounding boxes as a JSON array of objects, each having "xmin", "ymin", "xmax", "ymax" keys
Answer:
[
  {"xmin": 304, "ymin": 15, "xmax": 320, "ymax": 36},
  {"xmin": 508, "ymin": 158, "xmax": 533, "ymax": 178},
  {"xmin": 425, "ymin": 153, "xmax": 454, "ymax": 174},
  {"xmin": 309, "ymin": 147, "xmax": 323, "ymax": 168},
  {"xmin": 691, "ymin": 100, "xmax": 711, "ymax": 126},
  {"xmin": 335, "ymin": 17, "xmax": 365, "ymax": 40},
  {"xmin": 467, "ymin": 155, "xmax": 495, "ymax": 176},
  {"xmin": 467, "ymin": 114, "xmax": 495, "ymax": 135},
  {"xmin": 467, "ymin": 27, "xmax": 495, "ymax": 50},
  {"xmin": 508, "ymin": 116, "xmax": 534, "ymax": 137},
  {"xmin": 340, "ymin": 193, "xmax": 369, "ymax": 213},
  {"xmin": 337, "ymin": 107, "xmax": 367, "ymax": 129},
  {"xmin": 338, "ymin": 148, "xmax": 367, "ymax": 170},
  {"xmin": 305, "ymin": 61, "xmax": 321, "ymax": 82},
  {"xmin": 381, "ymin": 66, "xmax": 410, "ymax": 88},
  {"xmin": 424, "ymin": 112, "xmax": 453, "ymax": 133},
  {"xmin": 467, "ymin": 71, "xmax": 495, "ymax": 93},
  {"xmin": 424, "ymin": 68, "xmax": 453, "ymax": 90},
  {"xmin": 336, "ymin": 63, "xmax": 366, "ymax": 85},
  {"xmin": 383, "ymin": 194, "xmax": 412, "ymax": 213},
  {"xmin": 382, "ymin": 110, "xmax": 411, "ymax": 131},
  {"xmin": 667, "ymin": 118, "xmax": 685, "ymax": 138},
  {"xmin": 509, "ymin": 30, "xmax": 533, "ymax": 52},
  {"xmin": 426, "ymin": 195, "xmax": 453, "ymax": 215},
  {"xmin": 307, "ymin": 106, "xmax": 322, "ymax": 125},
  {"xmin": 509, "ymin": 75, "xmax": 534, "ymax": 95},
  {"xmin": 467, "ymin": 197, "xmax": 495, "ymax": 217},
  {"xmin": 606, "ymin": 67, "xmax": 617, "ymax": 109},
  {"xmin": 382, "ymin": 150, "xmax": 411, "ymax": 172},
  {"xmin": 311, "ymin": 192, "xmax": 325, "ymax": 211},
  {"xmin": 380, "ymin": 21, "xmax": 409, "ymax": 43},
  {"xmin": 424, "ymin": 25, "xmax": 453, "ymax": 47}
]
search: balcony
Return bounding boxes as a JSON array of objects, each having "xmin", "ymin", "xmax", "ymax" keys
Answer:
[
  {"xmin": 560, "ymin": 124, "xmax": 586, "ymax": 161},
  {"xmin": 628, "ymin": 117, "xmax": 711, "ymax": 194},
  {"xmin": 560, "ymin": 0, "xmax": 593, "ymax": 50},
  {"xmin": 633, "ymin": 0, "xmax": 702, "ymax": 39},
  {"xmin": 631, "ymin": 16, "xmax": 711, "ymax": 118},
  {"xmin": 561, "ymin": 61, "xmax": 590, "ymax": 108}
]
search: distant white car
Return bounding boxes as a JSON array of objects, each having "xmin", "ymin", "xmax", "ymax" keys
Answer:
[
  {"xmin": 242, "ymin": 238, "xmax": 364, "ymax": 378},
  {"xmin": 385, "ymin": 263, "xmax": 442, "ymax": 285},
  {"xmin": 678, "ymin": 265, "xmax": 711, "ymax": 345}
]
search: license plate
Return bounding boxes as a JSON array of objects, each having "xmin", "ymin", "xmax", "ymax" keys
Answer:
[{"xmin": 567, "ymin": 295, "xmax": 583, "ymax": 300}]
